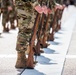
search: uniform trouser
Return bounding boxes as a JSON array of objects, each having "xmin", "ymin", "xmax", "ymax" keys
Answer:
[
  {"xmin": 2, "ymin": 8, "xmax": 17, "ymax": 26},
  {"xmin": 16, "ymin": 28, "xmax": 32, "ymax": 52},
  {"xmin": 9, "ymin": 9, "xmax": 17, "ymax": 25},
  {"xmin": 2, "ymin": 10, "xmax": 9, "ymax": 26}
]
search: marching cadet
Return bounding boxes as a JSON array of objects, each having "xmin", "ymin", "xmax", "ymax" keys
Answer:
[
  {"xmin": 74, "ymin": 0, "xmax": 76, "ymax": 6},
  {"xmin": 63, "ymin": 0, "xmax": 70, "ymax": 6},
  {"xmin": 1, "ymin": 0, "xmax": 14, "ymax": 32},
  {"xmin": 9, "ymin": 0, "xmax": 17, "ymax": 29},
  {"xmin": 15, "ymin": 0, "xmax": 39, "ymax": 68}
]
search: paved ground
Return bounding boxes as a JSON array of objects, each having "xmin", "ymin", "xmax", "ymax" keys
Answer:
[
  {"xmin": 62, "ymin": 20, "xmax": 76, "ymax": 75},
  {"xmin": 0, "ymin": 5, "xmax": 76, "ymax": 75},
  {"xmin": 0, "ymin": 29, "xmax": 23, "ymax": 75}
]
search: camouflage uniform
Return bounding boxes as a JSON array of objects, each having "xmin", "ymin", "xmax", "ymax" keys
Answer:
[
  {"xmin": 48, "ymin": 0, "xmax": 56, "ymax": 29},
  {"xmin": 16, "ymin": 0, "xmax": 36, "ymax": 52},
  {"xmin": 63, "ymin": 0, "xmax": 70, "ymax": 6},
  {"xmin": 1, "ymin": 0, "xmax": 14, "ymax": 29},
  {"xmin": 74, "ymin": 0, "xmax": 76, "ymax": 6},
  {"xmin": 48, "ymin": 1, "xmax": 55, "ymax": 32},
  {"xmin": 15, "ymin": 0, "xmax": 39, "ymax": 69},
  {"xmin": 9, "ymin": 0, "xmax": 17, "ymax": 29}
]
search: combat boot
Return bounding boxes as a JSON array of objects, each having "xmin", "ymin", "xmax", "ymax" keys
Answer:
[
  {"xmin": 47, "ymin": 33, "xmax": 54, "ymax": 41},
  {"xmin": 15, "ymin": 51, "xmax": 27, "ymax": 69},
  {"xmin": 40, "ymin": 50, "xmax": 44, "ymax": 53},
  {"xmin": 11, "ymin": 23, "xmax": 16, "ymax": 29},
  {"xmin": 3, "ymin": 25, "xmax": 9, "ymax": 32}
]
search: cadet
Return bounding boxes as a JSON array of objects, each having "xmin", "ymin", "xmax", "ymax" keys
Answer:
[
  {"xmin": 15, "ymin": 0, "xmax": 39, "ymax": 68},
  {"xmin": 1, "ymin": 0, "xmax": 14, "ymax": 32},
  {"xmin": 9, "ymin": 0, "xmax": 17, "ymax": 29}
]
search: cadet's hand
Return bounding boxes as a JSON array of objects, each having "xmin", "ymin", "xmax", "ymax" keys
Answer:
[{"xmin": 8, "ymin": 6, "xmax": 13, "ymax": 11}]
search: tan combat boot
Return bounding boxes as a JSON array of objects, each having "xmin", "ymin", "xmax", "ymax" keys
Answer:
[
  {"xmin": 15, "ymin": 51, "xmax": 27, "ymax": 69},
  {"xmin": 3, "ymin": 25, "xmax": 9, "ymax": 32},
  {"xmin": 11, "ymin": 23, "xmax": 16, "ymax": 29}
]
